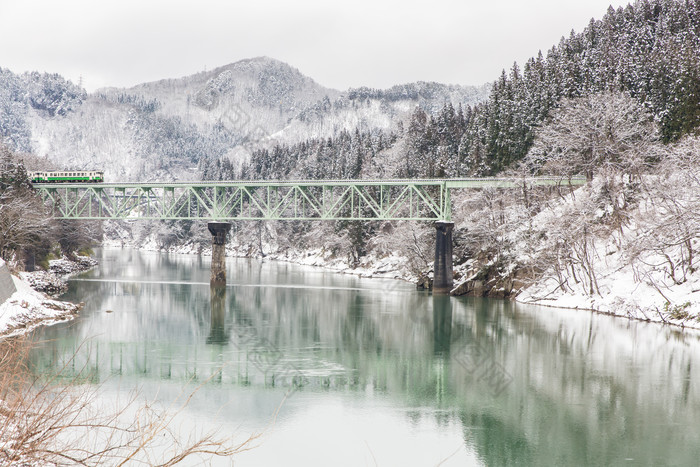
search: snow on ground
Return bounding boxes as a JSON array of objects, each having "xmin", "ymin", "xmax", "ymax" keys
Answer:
[
  {"xmin": 0, "ymin": 274, "xmax": 82, "ymax": 337},
  {"xmin": 116, "ymin": 210, "xmax": 700, "ymax": 331},
  {"xmin": 518, "ymin": 249, "xmax": 700, "ymax": 328},
  {"xmin": 516, "ymin": 180, "xmax": 700, "ymax": 329},
  {"xmin": 48, "ymin": 255, "xmax": 98, "ymax": 276},
  {"xmin": 142, "ymin": 224, "xmax": 700, "ymax": 331},
  {"xmin": 0, "ymin": 256, "xmax": 97, "ymax": 337},
  {"xmin": 247, "ymin": 245, "xmax": 413, "ymax": 280}
]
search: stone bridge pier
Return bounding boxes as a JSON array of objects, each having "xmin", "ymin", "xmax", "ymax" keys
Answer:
[
  {"xmin": 433, "ymin": 221, "xmax": 454, "ymax": 294},
  {"xmin": 208, "ymin": 222, "xmax": 232, "ymax": 286}
]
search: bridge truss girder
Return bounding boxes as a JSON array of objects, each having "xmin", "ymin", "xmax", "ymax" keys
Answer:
[
  {"xmin": 36, "ymin": 181, "xmax": 451, "ymax": 222},
  {"xmin": 35, "ymin": 177, "xmax": 585, "ymax": 222}
]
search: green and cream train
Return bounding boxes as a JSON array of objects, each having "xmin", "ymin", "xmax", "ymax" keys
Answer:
[{"xmin": 28, "ymin": 171, "xmax": 104, "ymax": 183}]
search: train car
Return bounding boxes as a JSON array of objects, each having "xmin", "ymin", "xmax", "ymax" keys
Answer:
[{"xmin": 29, "ymin": 170, "xmax": 104, "ymax": 183}]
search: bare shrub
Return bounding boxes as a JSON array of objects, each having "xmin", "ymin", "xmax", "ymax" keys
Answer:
[
  {"xmin": 0, "ymin": 188, "xmax": 54, "ymax": 267},
  {"xmin": 382, "ymin": 221, "xmax": 433, "ymax": 277},
  {"xmin": 626, "ymin": 135, "xmax": 700, "ymax": 285},
  {"xmin": 0, "ymin": 336, "xmax": 258, "ymax": 466}
]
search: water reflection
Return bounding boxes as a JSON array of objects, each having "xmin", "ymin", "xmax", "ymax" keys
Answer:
[
  {"xmin": 207, "ymin": 285, "xmax": 227, "ymax": 345},
  {"xmin": 432, "ymin": 295, "xmax": 452, "ymax": 356},
  {"xmin": 27, "ymin": 248, "xmax": 700, "ymax": 466}
]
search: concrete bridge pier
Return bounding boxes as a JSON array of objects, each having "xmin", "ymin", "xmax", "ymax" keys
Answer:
[
  {"xmin": 208, "ymin": 222, "xmax": 232, "ymax": 286},
  {"xmin": 433, "ymin": 221, "xmax": 454, "ymax": 294}
]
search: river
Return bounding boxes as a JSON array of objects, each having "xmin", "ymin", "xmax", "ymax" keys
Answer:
[{"xmin": 30, "ymin": 248, "xmax": 700, "ymax": 466}]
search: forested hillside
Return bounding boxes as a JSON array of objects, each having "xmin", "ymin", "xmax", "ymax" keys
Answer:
[
  {"xmin": 419, "ymin": 0, "xmax": 700, "ymax": 177},
  {"xmin": 0, "ymin": 70, "xmax": 85, "ymax": 153},
  {"xmin": 0, "ymin": 146, "xmax": 100, "ymax": 270},
  {"xmin": 220, "ymin": 0, "xmax": 699, "ymax": 183}
]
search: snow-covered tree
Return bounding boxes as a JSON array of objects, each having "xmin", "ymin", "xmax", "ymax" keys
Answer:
[{"xmin": 523, "ymin": 91, "xmax": 660, "ymax": 180}]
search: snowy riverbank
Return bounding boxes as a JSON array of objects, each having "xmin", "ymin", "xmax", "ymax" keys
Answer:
[
  {"xmin": 109, "ymin": 229, "xmax": 700, "ymax": 331},
  {"xmin": 0, "ymin": 256, "xmax": 97, "ymax": 337},
  {"xmin": 516, "ymin": 240, "xmax": 700, "ymax": 329},
  {"xmin": 511, "ymin": 177, "xmax": 700, "ymax": 330},
  {"xmin": 0, "ymin": 274, "xmax": 82, "ymax": 337}
]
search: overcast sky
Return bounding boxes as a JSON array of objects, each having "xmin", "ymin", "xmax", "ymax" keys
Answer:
[{"xmin": 0, "ymin": 0, "xmax": 631, "ymax": 92}]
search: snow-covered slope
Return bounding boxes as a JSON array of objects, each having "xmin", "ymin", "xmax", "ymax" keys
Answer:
[
  {"xmin": 509, "ymin": 174, "xmax": 700, "ymax": 329},
  {"xmin": 0, "ymin": 274, "xmax": 81, "ymax": 337},
  {"xmin": 0, "ymin": 259, "xmax": 16, "ymax": 305}
]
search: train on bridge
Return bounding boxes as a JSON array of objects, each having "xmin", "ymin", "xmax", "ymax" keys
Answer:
[{"xmin": 28, "ymin": 170, "xmax": 104, "ymax": 183}]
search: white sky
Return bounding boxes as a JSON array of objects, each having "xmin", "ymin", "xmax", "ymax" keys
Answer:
[{"xmin": 0, "ymin": 0, "xmax": 631, "ymax": 92}]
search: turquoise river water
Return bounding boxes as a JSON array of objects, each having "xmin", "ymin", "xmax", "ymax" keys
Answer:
[{"xmin": 29, "ymin": 248, "xmax": 700, "ymax": 466}]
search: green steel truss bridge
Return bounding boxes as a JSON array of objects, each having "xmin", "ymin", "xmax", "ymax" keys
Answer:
[{"xmin": 35, "ymin": 177, "xmax": 585, "ymax": 222}]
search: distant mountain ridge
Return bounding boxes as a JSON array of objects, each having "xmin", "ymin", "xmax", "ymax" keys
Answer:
[{"xmin": 0, "ymin": 57, "xmax": 489, "ymax": 181}]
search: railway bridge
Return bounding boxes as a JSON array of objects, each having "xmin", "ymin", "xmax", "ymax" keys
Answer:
[{"xmin": 34, "ymin": 177, "xmax": 585, "ymax": 293}]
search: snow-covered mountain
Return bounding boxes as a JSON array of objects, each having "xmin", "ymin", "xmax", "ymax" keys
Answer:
[
  {"xmin": 1, "ymin": 57, "xmax": 489, "ymax": 181},
  {"xmin": 107, "ymin": 57, "xmax": 341, "ymax": 139}
]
